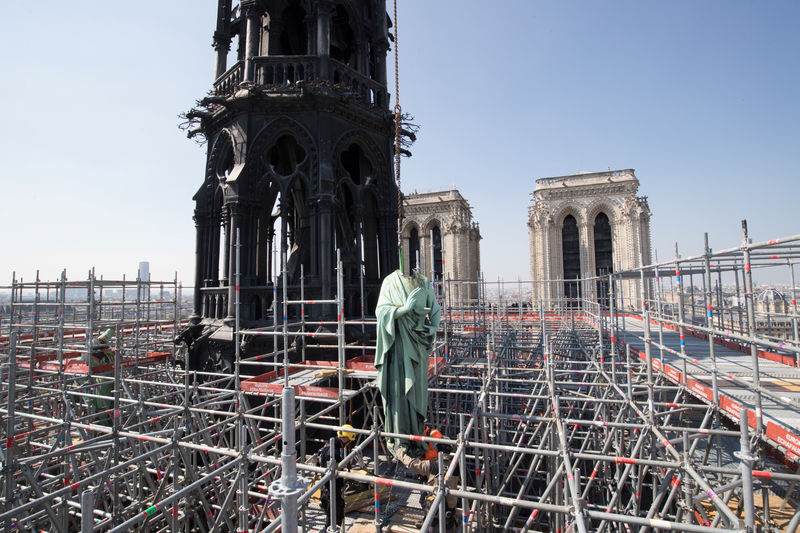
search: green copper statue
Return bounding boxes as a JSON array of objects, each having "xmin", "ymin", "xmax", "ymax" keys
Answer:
[{"xmin": 375, "ymin": 270, "xmax": 441, "ymax": 457}]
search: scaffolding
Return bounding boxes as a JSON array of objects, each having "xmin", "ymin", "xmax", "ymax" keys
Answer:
[{"xmin": 2, "ymin": 224, "xmax": 800, "ymax": 532}]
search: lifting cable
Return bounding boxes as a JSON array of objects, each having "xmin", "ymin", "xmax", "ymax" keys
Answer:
[{"xmin": 392, "ymin": 0, "xmax": 404, "ymax": 271}]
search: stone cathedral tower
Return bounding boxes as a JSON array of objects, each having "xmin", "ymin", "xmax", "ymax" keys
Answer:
[
  {"xmin": 399, "ymin": 189, "xmax": 482, "ymax": 301},
  {"xmin": 528, "ymin": 169, "xmax": 651, "ymax": 308},
  {"xmin": 181, "ymin": 0, "xmax": 397, "ymax": 369}
]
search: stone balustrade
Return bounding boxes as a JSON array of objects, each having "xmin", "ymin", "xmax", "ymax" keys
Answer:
[
  {"xmin": 254, "ymin": 55, "xmax": 318, "ymax": 86},
  {"xmin": 212, "ymin": 56, "xmax": 388, "ymax": 109},
  {"xmin": 330, "ymin": 59, "xmax": 387, "ymax": 107},
  {"xmin": 200, "ymin": 286, "xmax": 228, "ymax": 319},
  {"xmin": 213, "ymin": 60, "xmax": 244, "ymax": 96}
]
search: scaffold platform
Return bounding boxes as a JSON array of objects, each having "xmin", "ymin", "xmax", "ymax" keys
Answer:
[{"xmin": 2, "ymin": 230, "xmax": 800, "ymax": 532}]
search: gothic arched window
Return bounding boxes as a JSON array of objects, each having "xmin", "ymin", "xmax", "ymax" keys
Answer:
[
  {"xmin": 561, "ymin": 215, "xmax": 581, "ymax": 305},
  {"xmin": 431, "ymin": 225, "xmax": 443, "ymax": 282},
  {"xmin": 331, "ymin": 4, "xmax": 355, "ymax": 67},
  {"xmin": 594, "ymin": 212, "xmax": 613, "ymax": 276},
  {"xmin": 340, "ymin": 143, "xmax": 372, "ymax": 185},
  {"xmin": 280, "ymin": 2, "xmax": 307, "ymax": 55},
  {"xmin": 409, "ymin": 227, "xmax": 420, "ymax": 274},
  {"xmin": 594, "ymin": 212, "xmax": 613, "ymax": 307}
]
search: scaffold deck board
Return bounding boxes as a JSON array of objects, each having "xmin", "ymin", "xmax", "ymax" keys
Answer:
[
  {"xmin": 615, "ymin": 315, "xmax": 800, "ymax": 458},
  {"xmin": 35, "ymin": 351, "xmax": 171, "ymax": 374},
  {"xmin": 242, "ymin": 366, "xmax": 361, "ymax": 401}
]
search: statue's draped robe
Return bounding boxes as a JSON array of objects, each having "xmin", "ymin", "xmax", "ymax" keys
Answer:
[{"xmin": 375, "ymin": 271, "xmax": 441, "ymax": 457}]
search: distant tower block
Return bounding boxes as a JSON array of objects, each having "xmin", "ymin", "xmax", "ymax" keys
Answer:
[
  {"xmin": 138, "ymin": 261, "xmax": 151, "ymax": 299},
  {"xmin": 527, "ymin": 169, "xmax": 652, "ymax": 308},
  {"xmin": 138, "ymin": 261, "xmax": 150, "ymax": 282},
  {"xmin": 400, "ymin": 189, "xmax": 482, "ymax": 301},
  {"xmin": 189, "ymin": 0, "xmax": 397, "ymax": 326}
]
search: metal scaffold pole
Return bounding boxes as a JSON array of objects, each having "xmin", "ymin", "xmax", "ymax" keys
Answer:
[{"xmin": 2, "ymin": 225, "xmax": 800, "ymax": 531}]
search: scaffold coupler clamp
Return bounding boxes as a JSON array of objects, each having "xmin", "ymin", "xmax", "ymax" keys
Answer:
[
  {"xmin": 267, "ymin": 473, "xmax": 308, "ymax": 498},
  {"xmin": 733, "ymin": 450, "xmax": 757, "ymax": 463}
]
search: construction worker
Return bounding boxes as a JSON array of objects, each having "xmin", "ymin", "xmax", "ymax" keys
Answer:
[
  {"xmin": 89, "ymin": 328, "xmax": 114, "ymax": 366},
  {"xmin": 84, "ymin": 328, "xmax": 115, "ymax": 422},
  {"xmin": 318, "ymin": 424, "xmax": 364, "ymax": 531},
  {"xmin": 394, "ymin": 429, "xmax": 459, "ymax": 532}
]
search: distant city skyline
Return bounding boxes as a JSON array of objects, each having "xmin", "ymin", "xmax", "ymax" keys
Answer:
[{"xmin": 0, "ymin": 1, "xmax": 797, "ymax": 285}]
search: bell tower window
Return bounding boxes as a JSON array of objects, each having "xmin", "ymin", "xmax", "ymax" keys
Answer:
[{"xmin": 562, "ymin": 215, "xmax": 581, "ymax": 305}]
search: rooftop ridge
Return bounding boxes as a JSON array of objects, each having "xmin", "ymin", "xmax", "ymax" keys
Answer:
[{"xmin": 536, "ymin": 168, "xmax": 636, "ymax": 186}]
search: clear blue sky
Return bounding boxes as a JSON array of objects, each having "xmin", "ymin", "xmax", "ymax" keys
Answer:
[{"xmin": 1, "ymin": 1, "xmax": 798, "ymax": 285}]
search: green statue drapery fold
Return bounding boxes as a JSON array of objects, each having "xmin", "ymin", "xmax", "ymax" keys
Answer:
[{"xmin": 375, "ymin": 270, "xmax": 441, "ymax": 457}]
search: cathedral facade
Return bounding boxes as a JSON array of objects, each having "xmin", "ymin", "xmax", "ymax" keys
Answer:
[
  {"xmin": 400, "ymin": 189, "xmax": 481, "ymax": 301},
  {"xmin": 528, "ymin": 169, "xmax": 651, "ymax": 308}
]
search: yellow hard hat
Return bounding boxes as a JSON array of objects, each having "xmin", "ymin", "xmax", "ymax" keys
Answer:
[{"xmin": 337, "ymin": 424, "xmax": 356, "ymax": 442}]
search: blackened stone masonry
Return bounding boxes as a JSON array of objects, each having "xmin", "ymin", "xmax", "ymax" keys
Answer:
[{"xmin": 179, "ymin": 0, "xmax": 398, "ymax": 371}]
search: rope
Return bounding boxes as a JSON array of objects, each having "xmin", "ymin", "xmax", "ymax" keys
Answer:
[{"xmin": 392, "ymin": 0, "xmax": 403, "ymax": 270}]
